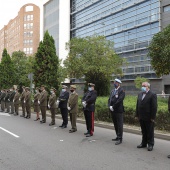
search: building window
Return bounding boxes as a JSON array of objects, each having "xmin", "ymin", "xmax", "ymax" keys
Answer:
[
  {"xmin": 25, "ymin": 6, "xmax": 33, "ymax": 12},
  {"xmin": 163, "ymin": 5, "xmax": 170, "ymax": 12}
]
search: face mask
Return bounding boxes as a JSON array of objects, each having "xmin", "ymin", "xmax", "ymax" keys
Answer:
[
  {"xmin": 88, "ymin": 87, "xmax": 92, "ymax": 91},
  {"xmin": 62, "ymin": 89, "xmax": 66, "ymax": 92},
  {"xmin": 50, "ymin": 91, "xmax": 53, "ymax": 94},
  {"xmin": 141, "ymin": 87, "xmax": 146, "ymax": 92},
  {"xmin": 114, "ymin": 83, "xmax": 118, "ymax": 88},
  {"xmin": 70, "ymin": 90, "xmax": 74, "ymax": 93}
]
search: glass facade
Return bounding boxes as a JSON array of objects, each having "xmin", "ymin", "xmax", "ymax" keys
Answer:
[
  {"xmin": 44, "ymin": 0, "xmax": 59, "ymax": 56},
  {"xmin": 70, "ymin": 0, "xmax": 160, "ymax": 80}
]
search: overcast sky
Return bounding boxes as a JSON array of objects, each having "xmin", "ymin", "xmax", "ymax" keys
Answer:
[{"xmin": 0, "ymin": 0, "xmax": 48, "ymax": 29}]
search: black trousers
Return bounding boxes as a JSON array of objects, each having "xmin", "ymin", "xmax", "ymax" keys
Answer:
[
  {"xmin": 111, "ymin": 112, "xmax": 123, "ymax": 140},
  {"xmin": 84, "ymin": 110, "xmax": 94, "ymax": 134},
  {"xmin": 60, "ymin": 108, "xmax": 68, "ymax": 126},
  {"xmin": 139, "ymin": 119, "xmax": 154, "ymax": 146}
]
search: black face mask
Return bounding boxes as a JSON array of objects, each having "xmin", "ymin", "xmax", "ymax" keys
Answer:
[{"xmin": 70, "ymin": 90, "xmax": 74, "ymax": 93}]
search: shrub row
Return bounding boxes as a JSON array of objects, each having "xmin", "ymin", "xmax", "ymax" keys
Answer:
[{"xmin": 77, "ymin": 96, "xmax": 170, "ymax": 131}]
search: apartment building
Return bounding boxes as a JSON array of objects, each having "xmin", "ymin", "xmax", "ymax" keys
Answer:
[{"xmin": 0, "ymin": 3, "xmax": 40, "ymax": 60}]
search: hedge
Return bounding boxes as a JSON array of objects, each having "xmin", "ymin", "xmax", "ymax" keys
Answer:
[{"xmin": 77, "ymin": 96, "xmax": 170, "ymax": 131}]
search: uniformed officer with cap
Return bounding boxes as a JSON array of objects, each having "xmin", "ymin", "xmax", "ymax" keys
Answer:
[
  {"xmin": 82, "ymin": 83, "xmax": 97, "ymax": 137},
  {"xmin": 13, "ymin": 88, "xmax": 20, "ymax": 116},
  {"xmin": 0, "ymin": 89, "xmax": 6, "ymax": 112},
  {"xmin": 108, "ymin": 78, "xmax": 125, "ymax": 145},
  {"xmin": 33, "ymin": 87, "xmax": 40, "ymax": 121},
  {"xmin": 68, "ymin": 85, "xmax": 78, "ymax": 133},
  {"xmin": 20, "ymin": 86, "xmax": 26, "ymax": 117},
  {"xmin": 39, "ymin": 85, "xmax": 48, "ymax": 123},
  {"xmin": 58, "ymin": 85, "xmax": 69, "ymax": 128},
  {"xmin": 25, "ymin": 87, "xmax": 31, "ymax": 119},
  {"xmin": 48, "ymin": 87, "xmax": 57, "ymax": 126}
]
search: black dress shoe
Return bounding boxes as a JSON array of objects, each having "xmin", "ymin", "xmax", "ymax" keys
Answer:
[
  {"xmin": 26, "ymin": 117, "xmax": 30, "ymax": 119},
  {"xmin": 49, "ymin": 123, "xmax": 55, "ymax": 126},
  {"xmin": 59, "ymin": 125, "xmax": 63, "ymax": 127},
  {"xmin": 148, "ymin": 145, "xmax": 153, "ymax": 151},
  {"xmin": 86, "ymin": 133, "xmax": 93, "ymax": 137},
  {"xmin": 13, "ymin": 114, "xmax": 18, "ymax": 116},
  {"xmin": 61, "ymin": 125, "xmax": 67, "ymax": 129},
  {"xmin": 137, "ymin": 144, "xmax": 147, "ymax": 148},
  {"xmin": 34, "ymin": 118, "xmax": 40, "ymax": 121},
  {"xmin": 24, "ymin": 116, "xmax": 28, "ymax": 118},
  {"xmin": 112, "ymin": 137, "xmax": 118, "ymax": 141},
  {"xmin": 40, "ymin": 121, "xmax": 46, "ymax": 123},
  {"xmin": 69, "ymin": 129, "xmax": 77, "ymax": 133},
  {"xmin": 84, "ymin": 132, "xmax": 89, "ymax": 135},
  {"xmin": 167, "ymin": 155, "xmax": 170, "ymax": 159},
  {"xmin": 115, "ymin": 140, "xmax": 122, "ymax": 145},
  {"xmin": 20, "ymin": 115, "xmax": 25, "ymax": 117}
]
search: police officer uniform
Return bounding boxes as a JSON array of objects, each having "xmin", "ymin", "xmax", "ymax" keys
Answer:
[
  {"xmin": 108, "ymin": 79, "xmax": 125, "ymax": 145},
  {"xmin": 82, "ymin": 83, "xmax": 97, "ymax": 137}
]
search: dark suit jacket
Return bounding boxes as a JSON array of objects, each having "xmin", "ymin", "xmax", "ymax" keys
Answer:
[
  {"xmin": 136, "ymin": 90, "xmax": 157, "ymax": 121},
  {"xmin": 58, "ymin": 91, "xmax": 69, "ymax": 108},
  {"xmin": 108, "ymin": 87, "xmax": 125, "ymax": 113},
  {"xmin": 82, "ymin": 90, "xmax": 97, "ymax": 112},
  {"xmin": 9, "ymin": 91, "xmax": 16, "ymax": 102}
]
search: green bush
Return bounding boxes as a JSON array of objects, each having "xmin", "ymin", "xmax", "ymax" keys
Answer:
[{"xmin": 78, "ymin": 95, "xmax": 170, "ymax": 131}]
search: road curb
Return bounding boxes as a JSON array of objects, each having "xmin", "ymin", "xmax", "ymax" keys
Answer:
[{"xmin": 20, "ymin": 108, "xmax": 170, "ymax": 141}]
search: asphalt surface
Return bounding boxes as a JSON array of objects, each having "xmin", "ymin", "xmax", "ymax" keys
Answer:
[{"xmin": 0, "ymin": 112, "xmax": 170, "ymax": 170}]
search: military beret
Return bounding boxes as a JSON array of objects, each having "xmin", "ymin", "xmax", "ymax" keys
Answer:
[
  {"xmin": 62, "ymin": 85, "xmax": 68, "ymax": 89},
  {"xmin": 88, "ymin": 83, "xmax": 95, "ymax": 87},
  {"xmin": 115, "ymin": 78, "xmax": 122, "ymax": 84},
  {"xmin": 25, "ymin": 87, "xmax": 30, "ymax": 90},
  {"xmin": 51, "ymin": 87, "xmax": 56, "ymax": 91},
  {"xmin": 70, "ymin": 85, "xmax": 76, "ymax": 89}
]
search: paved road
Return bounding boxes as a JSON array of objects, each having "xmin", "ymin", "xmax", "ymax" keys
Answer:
[{"xmin": 0, "ymin": 112, "xmax": 170, "ymax": 170}]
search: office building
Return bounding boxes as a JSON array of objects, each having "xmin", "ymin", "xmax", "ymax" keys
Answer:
[
  {"xmin": 43, "ymin": 0, "xmax": 70, "ymax": 61},
  {"xmin": 0, "ymin": 3, "xmax": 40, "ymax": 60},
  {"xmin": 70, "ymin": 0, "xmax": 170, "ymax": 93}
]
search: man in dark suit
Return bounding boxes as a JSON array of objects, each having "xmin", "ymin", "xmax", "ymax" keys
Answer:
[
  {"xmin": 135, "ymin": 82, "xmax": 157, "ymax": 151},
  {"xmin": 58, "ymin": 85, "xmax": 69, "ymax": 128},
  {"xmin": 108, "ymin": 79, "xmax": 125, "ymax": 145},
  {"xmin": 82, "ymin": 83, "xmax": 97, "ymax": 137}
]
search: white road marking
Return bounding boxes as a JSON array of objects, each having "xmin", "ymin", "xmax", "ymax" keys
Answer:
[
  {"xmin": 0, "ymin": 113, "xmax": 10, "ymax": 116},
  {"xmin": 0, "ymin": 127, "xmax": 19, "ymax": 138}
]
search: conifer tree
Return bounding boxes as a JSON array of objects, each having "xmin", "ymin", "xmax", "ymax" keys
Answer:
[
  {"xmin": 0, "ymin": 48, "xmax": 16, "ymax": 89},
  {"xmin": 33, "ymin": 31, "xmax": 59, "ymax": 91}
]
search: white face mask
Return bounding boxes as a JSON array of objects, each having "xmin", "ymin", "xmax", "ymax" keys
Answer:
[
  {"xmin": 62, "ymin": 89, "xmax": 66, "ymax": 92},
  {"xmin": 50, "ymin": 91, "xmax": 54, "ymax": 94}
]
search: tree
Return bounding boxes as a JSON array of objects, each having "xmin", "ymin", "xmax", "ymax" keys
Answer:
[
  {"xmin": 33, "ymin": 31, "xmax": 59, "ymax": 91},
  {"xmin": 148, "ymin": 24, "xmax": 170, "ymax": 77},
  {"xmin": 134, "ymin": 76, "xmax": 149, "ymax": 89},
  {"xmin": 11, "ymin": 50, "xmax": 30, "ymax": 86},
  {"xmin": 64, "ymin": 36, "xmax": 123, "ymax": 96},
  {"xmin": 0, "ymin": 48, "xmax": 16, "ymax": 89}
]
